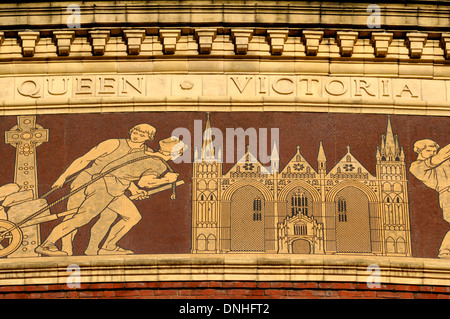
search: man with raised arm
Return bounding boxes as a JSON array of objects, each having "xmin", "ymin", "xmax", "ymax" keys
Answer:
[
  {"xmin": 35, "ymin": 136, "xmax": 186, "ymax": 257},
  {"xmin": 51, "ymin": 124, "xmax": 157, "ymax": 256},
  {"xmin": 410, "ymin": 139, "xmax": 450, "ymax": 258}
]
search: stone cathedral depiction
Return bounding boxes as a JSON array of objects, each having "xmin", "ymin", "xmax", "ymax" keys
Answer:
[{"xmin": 192, "ymin": 114, "xmax": 411, "ymax": 256}]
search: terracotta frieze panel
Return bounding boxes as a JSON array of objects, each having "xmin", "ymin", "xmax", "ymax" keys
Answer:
[{"xmin": 0, "ymin": 112, "xmax": 446, "ymax": 261}]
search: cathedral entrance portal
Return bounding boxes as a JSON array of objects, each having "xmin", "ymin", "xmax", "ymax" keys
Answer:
[
  {"xmin": 292, "ymin": 239, "xmax": 311, "ymax": 254},
  {"xmin": 335, "ymin": 186, "xmax": 372, "ymax": 254},
  {"xmin": 230, "ymin": 185, "xmax": 265, "ymax": 252}
]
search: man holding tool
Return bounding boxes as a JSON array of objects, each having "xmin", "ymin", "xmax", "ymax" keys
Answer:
[
  {"xmin": 35, "ymin": 136, "xmax": 186, "ymax": 257},
  {"xmin": 53, "ymin": 124, "xmax": 157, "ymax": 256}
]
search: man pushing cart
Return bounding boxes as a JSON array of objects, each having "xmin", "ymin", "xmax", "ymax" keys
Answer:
[{"xmin": 35, "ymin": 135, "xmax": 187, "ymax": 257}]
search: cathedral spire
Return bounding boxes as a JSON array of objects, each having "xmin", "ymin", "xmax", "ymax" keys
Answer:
[
  {"xmin": 317, "ymin": 141, "xmax": 327, "ymax": 174},
  {"xmin": 380, "ymin": 115, "xmax": 401, "ymax": 159},
  {"xmin": 384, "ymin": 115, "xmax": 396, "ymax": 155},
  {"xmin": 317, "ymin": 141, "xmax": 327, "ymax": 162},
  {"xmin": 202, "ymin": 112, "xmax": 215, "ymax": 161},
  {"xmin": 270, "ymin": 141, "xmax": 279, "ymax": 173}
]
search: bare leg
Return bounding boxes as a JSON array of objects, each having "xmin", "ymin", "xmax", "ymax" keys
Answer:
[
  {"xmin": 100, "ymin": 196, "xmax": 142, "ymax": 253},
  {"xmin": 60, "ymin": 172, "xmax": 91, "ymax": 255},
  {"xmin": 36, "ymin": 180, "xmax": 115, "ymax": 256},
  {"xmin": 84, "ymin": 208, "xmax": 118, "ymax": 255}
]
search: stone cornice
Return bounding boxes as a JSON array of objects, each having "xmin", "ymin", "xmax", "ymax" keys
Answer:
[
  {"xmin": 0, "ymin": 1, "xmax": 449, "ymax": 31},
  {"xmin": 0, "ymin": 254, "xmax": 449, "ymax": 287},
  {"xmin": 0, "ymin": 28, "xmax": 449, "ymax": 61}
]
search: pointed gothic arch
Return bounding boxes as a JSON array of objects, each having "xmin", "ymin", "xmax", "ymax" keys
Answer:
[
  {"xmin": 278, "ymin": 180, "xmax": 321, "ymax": 202},
  {"xmin": 326, "ymin": 180, "xmax": 378, "ymax": 203},
  {"xmin": 222, "ymin": 179, "xmax": 274, "ymax": 202}
]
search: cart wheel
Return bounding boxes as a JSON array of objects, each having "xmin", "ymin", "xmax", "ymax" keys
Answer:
[{"xmin": 0, "ymin": 220, "xmax": 23, "ymax": 258}]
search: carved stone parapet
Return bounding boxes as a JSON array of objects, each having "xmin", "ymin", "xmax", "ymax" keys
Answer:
[
  {"xmin": 371, "ymin": 32, "xmax": 393, "ymax": 58},
  {"xmin": 123, "ymin": 29, "xmax": 146, "ymax": 55},
  {"xmin": 18, "ymin": 31, "xmax": 40, "ymax": 57},
  {"xmin": 336, "ymin": 31, "xmax": 358, "ymax": 57},
  {"xmin": 441, "ymin": 33, "xmax": 450, "ymax": 60},
  {"xmin": 267, "ymin": 29, "xmax": 289, "ymax": 55},
  {"xmin": 195, "ymin": 29, "xmax": 217, "ymax": 54},
  {"xmin": 406, "ymin": 32, "xmax": 427, "ymax": 59},
  {"xmin": 159, "ymin": 29, "xmax": 181, "ymax": 54},
  {"xmin": 88, "ymin": 30, "xmax": 110, "ymax": 56},
  {"xmin": 302, "ymin": 30, "xmax": 323, "ymax": 56},
  {"xmin": 230, "ymin": 29, "xmax": 253, "ymax": 55},
  {"xmin": 53, "ymin": 30, "xmax": 75, "ymax": 56}
]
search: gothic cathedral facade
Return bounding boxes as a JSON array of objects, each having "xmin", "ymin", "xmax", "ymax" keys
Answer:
[{"xmin": 191, "ymin": 114, "xmax": 412, "ymax": 256}]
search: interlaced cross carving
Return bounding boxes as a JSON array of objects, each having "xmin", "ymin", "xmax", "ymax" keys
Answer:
[{"xmin": 5, "ymin": 116, "xmax": 48, "ymax": 198}]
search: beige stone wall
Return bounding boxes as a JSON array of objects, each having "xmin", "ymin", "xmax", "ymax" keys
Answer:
[{"xmin": 0, "ymin": 1, "xmax": 449, "ymax": 287}]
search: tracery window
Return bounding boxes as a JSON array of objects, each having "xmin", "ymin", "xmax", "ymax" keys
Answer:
[
  {"xmin": 253, "ymin": 198, "xmax": 262, "ymax": 221},
  {"xmin": 336, "ymin": 197, "xmax": 347, "ymax": 222},
  {"xmin": 291, "ymin": 190, "xmax": 308, "ymax": 216}
]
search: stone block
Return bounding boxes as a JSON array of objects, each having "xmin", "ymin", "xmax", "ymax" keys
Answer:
[
  {"xmin": 6, "ymin": 198, "xmax": 49, "ymax": 224},
  {"xmin": 0, "ymin": 206, "xmax": 7, "ymax": 220},
  {"xmin": 406, "ymin": 33, "xmax": 428, "ymax": 59},
  {"xmin": 371, "ymin": 32, "xmax": 393, "ymax": 58},
  {"xmin": 18, "ymin": 31, "xmax": 40, "ymax": 57},
  {"xmin": 266, "ymin": 30, "xmax": 289, "ymax": 55},
  {"xmin": 159, "ymin": 29, "xmax": 181, "ymax": 54},
  {"xmin": 88, "ymin": 30, "xmax": 110, "ymax": 56},
  {"xmin": 53, "ymin": 30, "xmax": 75, "ymax": 56},
  {"xmin": 302, "ymin": 30, "xmax": 324, "ymax": 56},
  {"xmin": 336, "ymin": 31, "xmax": 358, "ymax": 57},
  {"xmin": 0, "ymin": 183, "xmax": 20, "ymax": 202},
  {"xmin": 123, "ymin": 29, "xmax": 146, "ymax": 55},
  {"xmin": 2, "ymin": 189, "xmax": 34, "ymax": 208},
  {"xmin": 231, "ymin": 29, "xmax": 253, "ymax": 55}
]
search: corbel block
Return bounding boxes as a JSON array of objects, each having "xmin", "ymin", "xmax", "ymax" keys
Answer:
[
  {"xmin": 230, "ymin": 29, "xmax": 253, "ymax": 55},
  {"xmin": 0, "ymin": 32, "xmax": 4, "ymax": 46},
  {"xmin": 18, "ymin": 31, "xmax": 40, "ymax": 57},
  {"xmin": 302, "ymin": 30, "xmax": 324, "ymax": 56},
  {"xmin": 336, "ymin": 31, "xmax": 358, "ymax": 57},
  {"xmin": 371, "ymin": 32, "xmax": 393, "ymax": 58},
  {"xmin": 159, "ymin": 29, "xmax": 181, "ymax": 54},
  {"xmin": 123, "ymin": 29, "xmax": 146, "ymax": 55},
  {"xmin": 406, "ymin": 32, "xmax": 427, "ymax": 59},
  {"xmin": 88, "ymin": 30, "xmax": 110, "ymax": 56},
  {"xmin": 440, "ymin": 33, "xmax": 450, "ymax": 60},
  {"xmin": 53, "ymin": 30, "xmax": 75, "ymax": 56},
  {"xmin": 195, "ymin": 29, "xmax": 217, "ymax": 54},
  {"xmin": 267, "ymin": 29, "xmax": 289, "ymax": 55}
]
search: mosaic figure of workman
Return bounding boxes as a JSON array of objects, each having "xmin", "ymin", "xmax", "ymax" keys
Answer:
[
  {"xmin": 35, "ymin": 136, "xmax": 186, "ymax": 257},
  {"xmin": 410, "ymin": 139, "xmax": 450, "ymax": 258},
  {"xmin": 52, "ymin": 124, "xmax": 157, "ymax": 256}
]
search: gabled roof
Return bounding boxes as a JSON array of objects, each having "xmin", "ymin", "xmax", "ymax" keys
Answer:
[
  {"xmin": 280, "ymin": 146, "xmax": 317, "ymax": 176},
  {"xmin": 223, "ymin": 145, "xmax": 272, "ymax": 176},
  {"xmin": 327, "ymin": 146, "xmax": 375, "ymax": 180}
]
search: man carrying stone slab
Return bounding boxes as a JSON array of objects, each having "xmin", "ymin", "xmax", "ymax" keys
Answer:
[{"xmin": 35, "ymin": 136, "xmax": 186, "ymax": 257}]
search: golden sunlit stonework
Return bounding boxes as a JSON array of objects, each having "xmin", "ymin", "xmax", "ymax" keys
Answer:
[
  {"xmin": 192, "ymin": 114, "xmax": 412, "ymax": 256},
  {"xmin": 0, "ymin": 1, "xmax": 449, "ymax": 292}
]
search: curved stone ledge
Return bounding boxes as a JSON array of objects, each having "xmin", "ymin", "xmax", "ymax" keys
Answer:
[
  {"xmin": 0, "ymin": 254, "xmax": 449, "ymax": 287},
  {"xmin": 0, "ymin": 1, "xmax": 449, "ymax": 30},
  {"xmin": 0, "ymin": 95, "xmax": 448, "ymax": 117}
]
